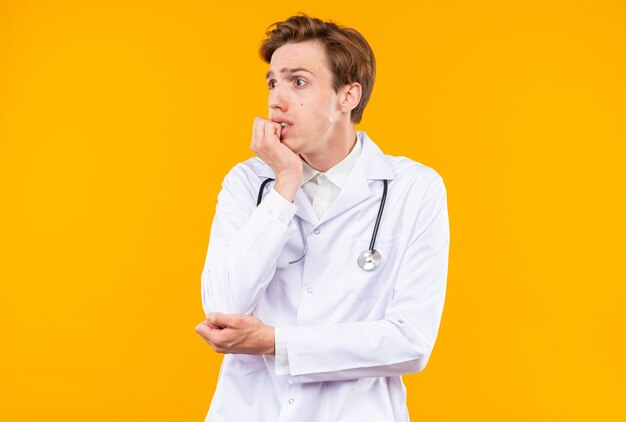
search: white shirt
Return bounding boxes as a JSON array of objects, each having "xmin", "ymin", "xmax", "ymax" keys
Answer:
[
  {"xmin": 300, "ymin": 137, "xmax": 362, "ymax": 218},
  {"xmin": 201, "ymin": 131, "xmax": 449, "ymax": 422}
]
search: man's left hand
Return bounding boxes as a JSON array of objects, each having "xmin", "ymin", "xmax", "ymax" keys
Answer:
[{"xmin": 195, "ymin": 313, "xmax": 275, "ymax": 355}]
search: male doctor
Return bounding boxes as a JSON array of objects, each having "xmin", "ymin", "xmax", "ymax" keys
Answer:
[{"xmin": 195, "ymin": 14, "xmax": 449, "ymax": 422}]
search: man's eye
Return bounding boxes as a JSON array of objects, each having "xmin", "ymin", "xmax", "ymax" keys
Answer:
[
  {"xmin": 268, "ymin": 80, "xmax": 277, "ymax": 89},
  {"xmin": 294, "ymin": 78, "xmax": 306, "ymax": 86}
]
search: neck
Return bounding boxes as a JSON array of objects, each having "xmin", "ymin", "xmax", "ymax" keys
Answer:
[{"xmin": 300, "ymin": 125, "xmax": 357, "ymax": 172}]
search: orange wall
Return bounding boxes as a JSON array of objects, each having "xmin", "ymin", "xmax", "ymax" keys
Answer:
[{"xmin": 1, "ymin": 1, "xmax": 624, "ymax": 420}]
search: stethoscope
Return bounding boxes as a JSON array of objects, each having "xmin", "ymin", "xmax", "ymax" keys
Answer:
[{"xmin": 257, "ymin": 178, "xmax": 388, "ymax": 271}]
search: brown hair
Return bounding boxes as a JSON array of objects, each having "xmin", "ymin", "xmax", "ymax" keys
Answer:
[{"xmin": 259, "ymin": 14, "xmax": 376, "ymax": 124}]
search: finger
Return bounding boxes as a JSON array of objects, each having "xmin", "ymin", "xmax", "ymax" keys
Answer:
[
  {"xmin": 195, "ymin": 322, "xmax": 230, "ymax": 354},
  {"xmin": 198, "ymin": 318, "xmax": 221, "ymax": 330},
  {"xmin": 251, "ymin": 117, "xmax": 265, "ymax": 150},
  {"xmin": 197, "ymin": 321, "xmax": 225, "ymax": 343},
  {"xmin": 263, "ymin": 119, "xmax": 281, "ymax": 145},
  {"xmin": 207, "ymin": 320, "xmax": 221, "ymax": 330},
  {"xmin": 207, "ymin": 312, "xmax": 232, "ymax": 328},
  {"xmin": 195, "ymin": 322, "xmax": 212, "ymax": 339}
]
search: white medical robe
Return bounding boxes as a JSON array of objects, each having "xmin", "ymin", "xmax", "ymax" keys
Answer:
[{"xmin": 200, "ymin": 131, "xmax": 450, "ymax": 421}]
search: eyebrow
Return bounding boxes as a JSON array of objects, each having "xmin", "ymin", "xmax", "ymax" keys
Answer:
[{"xmin": 265, "ymin": 67, "xmax": 315, "ymax": 80}]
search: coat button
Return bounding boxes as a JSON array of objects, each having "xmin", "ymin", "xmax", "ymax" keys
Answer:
[
  {"xmin": 288, "ymin": 398, "xmax": 295, "ymax": 404},
  {"xmin": 314, "ymin": 229, "xmax": 320, "ymax": 235},
  {"xmin": 307, "ymin": 287, "xmax": 313, "ymax": 293}
]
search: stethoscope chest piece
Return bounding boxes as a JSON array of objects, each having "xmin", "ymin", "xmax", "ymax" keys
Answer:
[{"xmin": 358, "ymin": 249, "xmax": 381, "ymax": 271}]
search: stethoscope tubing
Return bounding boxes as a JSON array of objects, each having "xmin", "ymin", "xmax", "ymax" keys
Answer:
[
  {"xmin": 369, "ymin": 179, "xmax": 388, "ymax": 252},
  {"xmin": 257, "ymin": 178, "xmax": 275, "ymax": 206},
  {"xmin": 257, "ymin": 177, "xmax": 307, "ymax": 265},
  {"xmin": 256, "ymin": 177, "xmax": 388, "ymax": 269}
]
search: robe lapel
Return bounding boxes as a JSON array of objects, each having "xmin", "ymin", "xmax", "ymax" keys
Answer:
[
  {"xmin": 320, "ymin": 133, "xmax": 396, "ymax": 224},
  {"xmin": 294, "ymin": 188, "xmax": 319, "ymax": 226},
  {"xmin": 319, "ymin": 160, "xmax": 371, "ymax": 224}
]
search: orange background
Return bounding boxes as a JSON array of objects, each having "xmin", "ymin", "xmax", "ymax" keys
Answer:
[{"xmin": 1, "ymin": 0, "xmax": 625, "ymax": 420}]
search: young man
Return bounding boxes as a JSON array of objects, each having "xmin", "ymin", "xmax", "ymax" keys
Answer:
[{"xmin": 195, "ymin": 14, "xmax": 449, "ymax": 422}]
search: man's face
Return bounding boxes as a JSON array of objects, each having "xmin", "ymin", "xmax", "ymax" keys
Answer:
[{"xmin": 266, "ymin": 40, "xmax": 344, "ymax": 155}]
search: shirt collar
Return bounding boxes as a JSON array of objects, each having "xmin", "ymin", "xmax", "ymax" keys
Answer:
[
  {"xmin": 300, "ymin": 137, "xmax": 363, "ymax": 189},
  {"xmin": 301, "ymin": 160, "xmax": 317, "ymax": 186}
]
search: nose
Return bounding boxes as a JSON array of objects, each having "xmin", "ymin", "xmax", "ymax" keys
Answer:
[{"xmin": 268, "ymin": 85, "xmax": 288, "ymax": 112}]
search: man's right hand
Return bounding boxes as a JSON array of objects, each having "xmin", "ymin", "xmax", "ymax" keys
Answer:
[{"xmin": 250, "ymin": 117, "xmax": 303, "ymax": 202}]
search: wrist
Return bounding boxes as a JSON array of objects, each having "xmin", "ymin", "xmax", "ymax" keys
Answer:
[
  {"xmin": 265, "ymin": 325, "xmax": 276, "ymax": 355},
  {"xmin": 273, "ymin": 172, "xmax": 301, "ymax": 202}
]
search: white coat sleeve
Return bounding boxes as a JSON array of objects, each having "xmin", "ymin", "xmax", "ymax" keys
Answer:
[
  {"xmin": 280, "ymin": 175, "xmax": 449, "ymax": 383},
  {"xmin": 201, "ymin": 165, "xmax": 296, "ymax": 316}
]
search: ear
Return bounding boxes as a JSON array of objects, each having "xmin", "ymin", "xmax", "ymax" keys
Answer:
[{"xmin": 339, "ymin": 82, "xmax": 362, "ymax": 114}]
